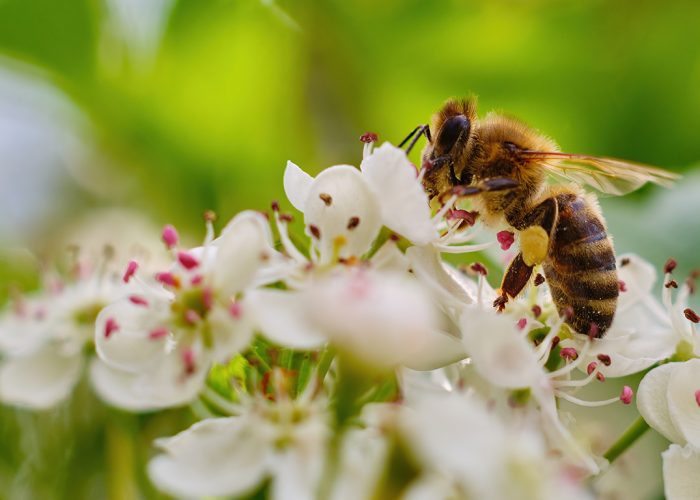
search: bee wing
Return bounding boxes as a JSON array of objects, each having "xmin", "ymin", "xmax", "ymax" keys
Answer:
[{"xmin": 520, "ymin": 151, "xmax": 680, "ymax": 196}]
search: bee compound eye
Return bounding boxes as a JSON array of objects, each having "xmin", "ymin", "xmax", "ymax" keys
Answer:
[{"xmin": 437, "ymin": 114, "xmax": 471, "ymax": 153}]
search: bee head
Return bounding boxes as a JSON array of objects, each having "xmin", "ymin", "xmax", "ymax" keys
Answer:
[{"xmin": 421, "ymin": 98, "xmax": 477, "ymax": 198}]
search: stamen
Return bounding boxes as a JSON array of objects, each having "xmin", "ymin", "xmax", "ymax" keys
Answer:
[
  {"xmin": 446, "ymin": 209, "xmax": 478, "ymax": 226},
  {"xmin": 149, "ymin": 327, "xmax": 168, "ymax": 340},
  {"xmin": 184, "ymin": 309, "xmax": 200, "ymax": 325},
  {"xmin": 555, "ymin": 391, "xmax": 621, "ymax": 408},
  {"xmin": 588, "ymin": 322, "xmax": 600, "ymax": 339},
  {"xmin": 182, "ymin": 348, "xmax": 196, "ymax": 376},
  {"xmin": 517, "ymin": 318, "xmax": 527, "ymax": 330},
  {"xmin": 162, "ymin": 225, "xmax": 179, "ymax": 249},
  {"xmin": 665, "ymin": 280, "xmax": 679, "ymax": 289},
  {"xmin": 191, "ymin": 274, "xmax": 204, "ymax": 285},
  {"xmin": 664, "ymin": 258, "xmax": 677, "ymax": 274},
  {"xmin": 695, "ymin": 390, "xmax": 700, "ymax": 407},
  {"xmin": 229, "ymin": 301, "xmax": 242, "ymax": 319},
  {"xmin": 620, "ymin": 257, "xmax": 630, "ymax": 267},
  {"xmin": 309, "ymin": 225, "xmax": 321, "ymax": 239},
  {"xmin": 620, "ymin": 385, "xmax": 634, "ymax": 405},
  {"xmin": 684, "ymin": 308, "xmax": 700, "ymax": 323},
  {"xmin": 554, "ymin": 365, "xmax": 601, "ymax": 388},
  {"xmin": 202, "ymin": 287, "xmax": 214, "ymax": 311},
  {"xmin": 359, "ymin": 132, "xmax": 378, "ymax": 143},
  {"xmin": 534, "ymin": 273, "xmax": 545, "ymax": 286},
  {"xmin": 123, "ymin": 260, "xmax": 139, "ymax": 283},
  {"xmin": 548, "ymin": 340, "xmax": 590, "ymax": 378},
  {"xmin": 432, "ymin": 195, "xmax": 458, "ymax": 222},
  {"xmin": 319, "ymin": 193, "xmax": 333, "ymax": 206},
  {"xmin": 203, "ymin": 211, "xmax": 217, "ymax": 246},
  {"xmin": 470, "ymin": 262, "xmax": 488, "ymax": 276},
  {"xmin": 104, "ymin": 317, "xmax": 119, "ymax": 338},
  {"xmin": 586, "ymin": 362, "xmax": 605, "ymax": 382},
  {"xmin": 560, "ymin": 347, "xmax": 578, "ymax": 361},
  {"xmin": 280, "ymin": 213, "xmax": 294, "ymax": 223},
  {"xmin": 618, "ymin": 280, "xmax": 627, "ymax": 292},
  {"xmin": 178, "ymin": 251, "xmax": 200, "ymax": 270},
  {"xmin": 129, "ymin": 295, "xmax": 149, "ymax": 307},
  {"xmin": 271, "ymin": 201, "xmax": 280, "ymax": 212},
  {"xmin": 156, "ymin": 272, "xmax": 180, "ymax": 288},
  {"xmin": 531, "ymin": 304, "xmax": 542, "ymax": 318},
  {"xmin": 273, "ymin": 212, "xmax": 307, "ymax": 263},
  {"xmin": 347, "ymin": 217, "xmax": 360, "ymax": 230},
  {"xmin": 435, "ymin": 241, "xmax": 495, "ymax": 254},
  {"xmin": 596, "ymin": 353, "xmax": 612, "ymax": 366},
  {"xmin": 497, "ymin": 231, "xmax": 515, "ymax": 251}
]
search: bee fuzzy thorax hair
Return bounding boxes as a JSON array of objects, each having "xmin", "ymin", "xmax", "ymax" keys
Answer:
[
  {"xmin": 478, "ymin": 113, "xmax": 559, "ymax": 153},
  {"xmin": 432, "ymin": 98, "xmax": 478, "ymax": 129}
]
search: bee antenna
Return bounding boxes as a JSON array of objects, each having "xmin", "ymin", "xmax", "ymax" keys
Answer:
[{"xmin": 399, "ymin": 124, "xmax": 431, "ymax": 155}]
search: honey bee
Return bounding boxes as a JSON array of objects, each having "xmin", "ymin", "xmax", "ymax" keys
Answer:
[{"xmin": 410, "ymin": 98, "xmax": 679, "ymax": 337}]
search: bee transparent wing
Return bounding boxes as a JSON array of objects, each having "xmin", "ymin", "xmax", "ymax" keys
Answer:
[{"xmin": 520, "ymin": 151, "xmax": 680, "ymax": 196}]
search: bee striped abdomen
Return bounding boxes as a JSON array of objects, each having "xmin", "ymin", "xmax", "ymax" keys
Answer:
[{"xmin": 542, "ymin": 194, "xmax": 618, "ymax": 337}]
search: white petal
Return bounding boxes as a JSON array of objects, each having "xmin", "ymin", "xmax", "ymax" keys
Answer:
[
  {"xmin": 303, "ymin": 165, "xmax": 381, "ymax": 264},
  {"xmin": 215, "ymin": 211, "xmax": 274, "ymax": 296},
  {"xmin": 305, "ymin": 268, "xmax": 440, "ymax": 370},
  {"xmin": 149, "ymin": 417, "xmax": 268, "ymax": 498},
  {"xmin": 361, "ymin": 142, "xmax": 438, "ymax": 244},
  {"xmin": 617, "ymin": 253, "xmax": 658, "ymax": 298},
  {"xmin": 370, "ymin": 240, "xmax": 410, "ymax": 273},
  {"xmin": 662, "ymin": 444, "xmax": 700, "ymax": 500},
  {"xmin": 95, "ymin": 298, "xmax": 169, "ymax": 373},
  {"xmin": 637, "ymin": 363, "xmax": 686, "ymax": 444},
  {"xmin": 0, "ymin": 346, "xmax": 83, "ymax": 409},
  {"xmin": 402, "ymin": 330, "xmax": 467, "ymax": 371},
  {"xmin": 405, "ymin": 246, "xmax": 475, "ymax": 313},
  {"xmin": 246, "ymin": 289, "xmax": 327, "ymax": 349},
  {"xmin": 460, "ymin": 307, "xmax": 543, "ymax": 389},
  {"xmin": 284, "ymin": 160, "xmax": 313, "ymax": 212},
  {"xmin": 93, "ymin": 348, "xmax": 210, "ymax": 410},
  {"xmin": 207, "ymin": 302, "xmax": 255, "ymax": 362},
  {"xmin": 667, "ymin": 359, "xmax": 700, "ymax": 448}
]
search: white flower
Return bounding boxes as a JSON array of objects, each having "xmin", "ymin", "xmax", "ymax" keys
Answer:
[
  {"xmin": 637, "ymin": 359, "xmax": 700, "ymax": 500},
  {"xmin": 148, "ymin": 394, "xmax": 329, "ymax": 500},
  {"xmin": 94, "ymin": 211, "xmax": 277, "ymax": 410},
  {"xmin": 0, "ymin": 268, "xmax": 125, "ymax": 409},
  {"xmin": 399, "ymin": 390, "xmax": 594, "ymax": 500},
  {"xmin": 283, "ymin": 141, "xmax": 490, "ymax": 266}
]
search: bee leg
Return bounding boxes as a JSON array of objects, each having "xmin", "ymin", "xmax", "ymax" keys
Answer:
[{"xmin": 494, "ymin": 253, "xmax": 534, "ymax": 311}]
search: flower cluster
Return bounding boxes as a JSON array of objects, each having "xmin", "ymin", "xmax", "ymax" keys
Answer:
[{"xmin": 0, "ymin": 138, "xmax": 694, "ymax": 499}]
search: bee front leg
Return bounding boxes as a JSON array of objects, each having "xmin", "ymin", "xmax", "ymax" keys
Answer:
[{"xmin": 494, "ymin": 253, "xmax": 534, "ymax": 311}]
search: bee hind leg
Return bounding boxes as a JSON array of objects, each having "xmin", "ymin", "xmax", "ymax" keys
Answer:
[{"xmin": 494, "ymin": 253, "xmax": 534, "ymax": 312}]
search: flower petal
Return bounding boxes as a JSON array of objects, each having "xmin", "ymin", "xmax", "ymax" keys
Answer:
[
  {"xmin": 637, "ymin": 363, "xmax": 686, "ymax": 444},
  {"xmin": 460, "ymin": 307, "xmax": 543, "ymax": 389},
  {"xmin": 149, "ymin": 417, "xmax": 268, "ymax": 498},
  {"xmin": 95, "ymin": 298, "xmax": 170, "ymax": 373},
  {"xmin": 667, "ymin": 359, "xmax": 700, "ymax": 448},
  {"xmin": 214, "ymin": 211, "xmax": 275, "ymax": 296},
  {"xmin": 305, "ymin": 268, "xmax": 440, "ymax": 370},
  {"xmin": 617, "ymin": 253, "xmax": 657, "ymax": 299},
  {"xmin": 401, "ymin": 330, "xmax": 467, "ymax": 371},
  {"xmin": 0, "ymin": 346, "xmax": 83, "ymax": 409},
  {"xmin": 246, "ymin": 289, "xmax": 327, "ymax": 349},
  {"xmin": 284, "ymin": 160, "xmax": 313, "ymax": 212},
  {"xmin": 303, "ymin": 165, "xmax": 382, "ymax": 264},
  {"xmin": 662, "ymin": 444, "xmax": 700, "ymax": 500},
  {"xmin": 93, "ymin": 347, "xmax": 211, "ymax": 410},
  {"xmin": 361, "ymin": 143, "xmax": 438, "ymax": 244}
]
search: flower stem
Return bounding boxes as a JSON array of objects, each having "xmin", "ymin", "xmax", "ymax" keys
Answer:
[
  {"xmin": 603, "ymin": 416, "xmax": 650, "ymax": 464},
  {"xmin": 106, "ymin": 415, "xmax": 137, "ymax": 500}
]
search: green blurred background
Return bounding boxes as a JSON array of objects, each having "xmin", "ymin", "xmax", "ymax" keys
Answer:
[{"xmin": 1, "ymin": 0, "xmax": 699, "ymax": 498}]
